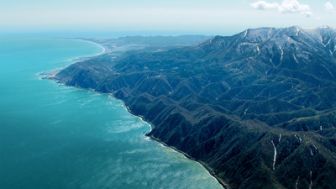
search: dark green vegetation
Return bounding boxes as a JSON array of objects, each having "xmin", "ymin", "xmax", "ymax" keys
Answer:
[{"xmin": 55, "ymin": 27, "xmax": 336, "ymax": 189}]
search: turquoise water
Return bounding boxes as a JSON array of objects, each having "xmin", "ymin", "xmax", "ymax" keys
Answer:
[{"xmin": 0, "ymin": 36, "xmax": 222, "ymax": 189}]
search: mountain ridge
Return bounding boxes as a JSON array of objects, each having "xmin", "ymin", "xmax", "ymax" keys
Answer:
[{"xmin": 54, "ymin": 26, "xmax": 336, "ymax": 189}]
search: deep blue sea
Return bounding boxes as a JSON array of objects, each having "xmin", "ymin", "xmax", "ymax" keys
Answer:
[{"xmin": 0, "ymin": 36, "xmax": 222, "ymax": 189}]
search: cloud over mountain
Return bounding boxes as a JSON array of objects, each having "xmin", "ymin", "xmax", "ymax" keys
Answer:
[
  {"xmin": 325, "ymin": 1, "xmax": 335, "ymax": 11},
  {"xmin": 251, "ymin": 0, "xmax": 312, "ymax": 17}
]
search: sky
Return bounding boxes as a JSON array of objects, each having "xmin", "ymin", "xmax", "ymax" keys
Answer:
[{"xmin": 0, "ymin": 0, "xmax": 335, "ymax": 35}]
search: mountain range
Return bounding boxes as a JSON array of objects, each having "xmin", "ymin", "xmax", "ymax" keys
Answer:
[{"xmin": 55, "ymin": 26, "xmax": 336, "ymax": 189}]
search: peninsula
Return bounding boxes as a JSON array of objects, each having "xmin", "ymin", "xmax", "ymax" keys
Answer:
[{"xmin": 54, "ymin": 27, "xmax": 336, "ymax": 189}]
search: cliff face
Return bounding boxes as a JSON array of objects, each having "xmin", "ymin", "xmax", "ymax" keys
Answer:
[{"xmin": 56, "ymin": 27, "xmax": 336, "ymax": 189}]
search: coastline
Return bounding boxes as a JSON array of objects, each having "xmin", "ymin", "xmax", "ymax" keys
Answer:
[
  {"xmin": 121, "ymin": 101, "xmax": 229, "ymax": 189},
  {"xmin": 149, "ymin": 135, "xmax": 230, "ymax": 189},
  {"xmin": 47, "ymin": 39, "xmax": 228, "ymax": 189},
  {"xmin": 38, "ymin": 38, "xmax": 107, "ymax": 80}
]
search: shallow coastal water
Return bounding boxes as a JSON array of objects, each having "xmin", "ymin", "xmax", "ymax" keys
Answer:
[{"xmin": 0, "ymin": 36, "xmax": 222, "ymax": 189}]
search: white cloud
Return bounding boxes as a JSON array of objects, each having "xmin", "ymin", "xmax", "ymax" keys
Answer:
[
  {"xmin": 251, "ymin": 0, "xmax": 312, "ymax": 17},
  {"xmin": 325, "ymin": 1, "xmax": 335, "ymax": 11},
  {"xmin": 251, "ymin": 1, "xmax": 279, "ymax": 10}
]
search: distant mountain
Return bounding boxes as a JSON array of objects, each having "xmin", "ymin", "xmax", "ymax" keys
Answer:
[
  {"xmin": 55, "ymin": 27, "xmax": 336, "ymax": 189},
  {"xmin": 85, "ymin": 35, "xmax": 211, "ymax": 53}
]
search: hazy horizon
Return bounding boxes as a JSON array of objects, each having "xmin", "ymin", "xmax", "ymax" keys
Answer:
[{"xmin": 1, "ymin": 0, "xmax": 335, "ymax": 36}]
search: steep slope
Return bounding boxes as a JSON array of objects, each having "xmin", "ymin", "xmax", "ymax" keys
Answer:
[{"xmin": 55, "ymin": 27, "xmax": 336, "ymax": 189}]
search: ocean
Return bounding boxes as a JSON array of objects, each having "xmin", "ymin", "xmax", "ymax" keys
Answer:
[{"xmin": 0, "ymin": 35, "xmax": 222, "ymax": 189}]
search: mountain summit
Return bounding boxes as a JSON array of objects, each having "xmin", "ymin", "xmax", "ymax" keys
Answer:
[
  {"xmin": 202, "ymin": 26, "xmax": 336, "ymax": 72},
  {"xmin": 56, "ymin": 27, "xmax": 336, "ymax": 189}
]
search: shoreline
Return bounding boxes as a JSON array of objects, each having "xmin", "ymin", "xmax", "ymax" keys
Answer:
[
  {"xmin": 47, "ymin": 39, "xmax": 229, "ymax": 189},
  {"xmin": 149, "ymin": 135, "xmax": 230, "ymax": 189},
  {"xmin": 120, "ymin": 98, "xmax": 229, "ymax": 189},
  {"xmin": 38, "ymin": 38, "xmax": 107, "ymax": 80}
]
